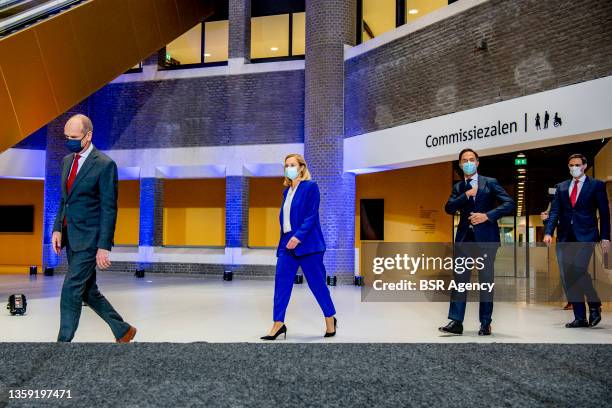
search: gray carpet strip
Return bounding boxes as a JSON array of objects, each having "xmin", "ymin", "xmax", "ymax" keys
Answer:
[{"xmin": 0, "ymin": 343, "xmax": 610, "ymax": 407}]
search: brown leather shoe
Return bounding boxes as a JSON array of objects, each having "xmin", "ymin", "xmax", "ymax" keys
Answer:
[
  {"xmin": 116, "ymin": 326, "xmax": 137, "ymax": 343},
  {"xmin": 563, "ymin": 303, "xmax": 573, "ymax": 310}
]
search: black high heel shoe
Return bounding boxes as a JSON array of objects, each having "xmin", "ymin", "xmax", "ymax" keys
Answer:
[
  {"xmin": 324, "ymin": 317, "xmax": 337, "ymax": 338},
  {"xmin": 260, "ymin": 324, "xmax": 287, "ymax": 340}
]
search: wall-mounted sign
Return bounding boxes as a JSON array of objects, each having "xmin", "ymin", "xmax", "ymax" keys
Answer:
[{"xmin": 344, "ymin": 76, "xmax": 612, "ymax": 173}]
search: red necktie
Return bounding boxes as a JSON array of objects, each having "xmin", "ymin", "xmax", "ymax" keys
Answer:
[
  {"xmin": 63, "ymin": 154, "xmax": 81, "ymax": 227},
  {"xmin": 66, "ymin": 154, "xmax": 81, "ymax": 193},
  {"xmin": 570, "ymin": 180, "xmax": 579, "ymax": 207}
]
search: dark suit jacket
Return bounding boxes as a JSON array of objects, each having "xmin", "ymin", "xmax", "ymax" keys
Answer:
[
  {"xmin": 277, "ymin": 180, "xmax": 326, "ymax": 257},
  {"xmin": 544, "ymin": 176, "xmax": 610, "ymax": 242},
  {"xmin": 445, "ymin": 175, "xmax": 515, "ymax": 243},
  {"xmin": 53, "ymin": 147, "xmax": 118, "ymax": 252}
]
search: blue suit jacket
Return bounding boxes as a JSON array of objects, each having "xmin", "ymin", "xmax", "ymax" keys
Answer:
[
  {"xmin": 53, "ymin": 147, "xmax": 118, "ymax": 252},
  {"xmin": 544, "ymin": 177, "xmax": 610, "ymax": 242},
  {"xmin": 445, "ymin": 175, "xmax": 515, "ymax": 243},
  {"xmin": 277, "ymin": 180, "xmax": 326, "ymax": 257}
]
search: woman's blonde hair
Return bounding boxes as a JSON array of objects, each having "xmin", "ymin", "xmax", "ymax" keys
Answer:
[{"xmin": 283, "ymin": 153, "xmax": 312, "ymax": 186}]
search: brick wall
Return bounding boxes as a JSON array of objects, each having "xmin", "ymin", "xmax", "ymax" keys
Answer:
[
  {"xmin": 229, "ymin": 0, "xmax": 251, "ymax": 60},
  {"xmin": 226, "ymin": 176, "xmax": 249, "ymax": 248},
  {"xmin": 55, "ymin": 261, "xmax": 276, "ymax": 277},
  {"xmin": 345, "ymin": 0, "xmax": 612, "ymax": 137},
  {"xmin": 304, "ymin": 0, "xmax": 356, "ymax": 278},
  {"xmin": 139, "ymin": 178, "xmax": 164, "ymax": 248},
  {"xmin": 43, "ymin": 103, "xmax": 90, "ymax": 269},
  {"xmin": 89, "ymin": 70, "xmax": 304, "ymax": 150},
  {"xmin": 13, "ymin": 126, "xmax": 47, "ymax": 150}
]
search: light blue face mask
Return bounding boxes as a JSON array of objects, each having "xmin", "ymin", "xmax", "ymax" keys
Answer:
[
  {"xmin": 569, "ymin": 165, "xmax": 583, "ymax": 178},
  {"xmin": 285, "ymin": 166, "xmax": 299, "ymax": 180},
  {"xmin": 462, "ymin": 161, "xmax": 477, "ymax": 175}
]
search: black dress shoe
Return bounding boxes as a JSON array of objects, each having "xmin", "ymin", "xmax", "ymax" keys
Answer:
[
  {"xmin": 565, "ymin": 319, "xmax": 589, "ymax": 328},
  {"xmin": 589, "ymin": 308, "xmax": 602, "ymax": 327},
  {"xmin": 478, "ymin": 324, "xmax": 491, "ymax": 336},
  {"xmin": 438, "ymin": 320, "xmax": 463, "ymax": 335}
]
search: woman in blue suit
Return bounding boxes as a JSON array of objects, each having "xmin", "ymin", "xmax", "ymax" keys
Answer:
[{"xmin": 261, "ymin": 154, "xmax": 337, "ymax": 340}]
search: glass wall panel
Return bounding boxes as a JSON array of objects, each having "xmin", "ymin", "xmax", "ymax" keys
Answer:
[
  {"xmin": 406, "ymin": 0, "xmax": 448, "ymax": 23},
  {"xmin": 362, "ymin": 0, "xmax": 395, "ymax": 41},
  {"xmin": 204, "ymin": 20, "xmax": 229, "ymax": 63},
  {"xmin": 166, "ymin": 23, "xmax": 202, "ymax": 65},
  {"xmin": 251, "ymin": 14, "xmax": 290, "ymax": 59},
  {"xmin": 291, "ymin": 12, "xmax": 305, "ymax": 56}
]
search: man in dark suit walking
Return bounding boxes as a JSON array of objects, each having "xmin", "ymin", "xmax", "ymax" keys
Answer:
[
  {"xmin": 543, "ymin": 153, "xmax": 610, "ymax": 328},
  {"xmin": 52, "ymin": 114, "xmax": 136, "ymax": 342},
  {"xmin": 439, "ymin": 148, "xmax": 515, "ymax": 336}
]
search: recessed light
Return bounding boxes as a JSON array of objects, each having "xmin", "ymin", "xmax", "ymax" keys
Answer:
[
  {"xmin": 270, "ymin": 47, "xmax": 279, "ymax": 51},
  {"xmin": 204, "ymin": 53, "xmax": 211, "ymax": 57},
  {"xmin": 408, "ymin": 9, "xmax": 419, "ymax": 14}
]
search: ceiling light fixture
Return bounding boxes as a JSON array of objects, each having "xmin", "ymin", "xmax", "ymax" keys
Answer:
[
  {"xmin": 408, "ymin": 9, "xmax": 419, "ymax": 14},
  {"xmin": 270, "ymin": 47, "xmax": 279, "ymax": 51}
]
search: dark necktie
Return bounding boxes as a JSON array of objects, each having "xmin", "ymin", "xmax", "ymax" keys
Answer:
[{"xmin": 465, "ymin": 179, "xmax": 475, "ymax": 207}]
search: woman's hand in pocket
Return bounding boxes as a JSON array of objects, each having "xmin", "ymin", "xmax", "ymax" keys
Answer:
[{"xmin": 286, "ymin": 236, "xmax": 301, "ymax": 250}]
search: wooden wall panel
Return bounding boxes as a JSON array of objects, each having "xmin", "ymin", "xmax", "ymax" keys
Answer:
[{"xmin": 0, "ymin": 0, "xmax": 216, "ymax": 153}]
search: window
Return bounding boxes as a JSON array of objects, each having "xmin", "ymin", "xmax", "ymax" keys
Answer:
[
  {"xmin": 251, "ymin": 14, "xmax": 290, "ymax": 59},
  {"xmin": 358, "ymin": 0, "xmax": 453, "ymax": 43},
  {"xmin": 162, "ymin": 19, "xmax": 229, "ymax": 68},
  {"xmin": 204, "ymin": 20, "xmax": 229, "ymax": 63},
  {"xmin": 165, "ymin": 23, "xmax": 203, "ymax": 66},
  {"xmin": 406, "ymin": 0, "xmax": 449, "ymax": 23},
  {"xmin": 362, "ymin": 0, "xmax": 395, "ymax": 42},
  {"xmin": 291, "ymin": 12, "xmax": 305, "ymax": 56},
  {"xmin": 125, "ymin": 62, "xmax": 143, "ymax": 74},
  {"xmin": 250, "ymin": 13, "xmax": 305, "ymax": 60}
]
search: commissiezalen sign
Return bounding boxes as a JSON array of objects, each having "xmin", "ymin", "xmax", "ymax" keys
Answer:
[{"xmin": 344, "ymin": 76, "xmax": 612, "ymax": 173}]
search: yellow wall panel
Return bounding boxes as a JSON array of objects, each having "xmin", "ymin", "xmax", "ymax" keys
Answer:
[
  {"xmin": 163, "ymin": 178, "xmax": 225, "ymax": 246},
  {"xmin": 355, "ymin": 162, "xmax": 453, "ymax": 248},
  {"xmin": 115, "ymin": 180, "xmax": 140, "ymax": 246},
  {"xmin": 595, "ymin": 139, "xmax": 612, "ymax": 181},
  {"xmin": 249, "ymin": 178, "xmax": 284, "ymax": 247},
  {"xmin": 0, "ymin": 180, "xmax": 44, "ymax": 273}
]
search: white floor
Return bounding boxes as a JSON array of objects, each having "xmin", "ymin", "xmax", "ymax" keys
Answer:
[{"xmin": 1, "ymin": 273, "xmax": 611, "ymax": 343}]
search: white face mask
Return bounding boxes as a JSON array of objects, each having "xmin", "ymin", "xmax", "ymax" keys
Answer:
[{"xmin": 569, "ymin": 165, "xmax": 583, "ymax": 178}]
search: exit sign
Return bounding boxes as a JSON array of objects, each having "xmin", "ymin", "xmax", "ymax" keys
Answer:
[{"xmin": 515, "ymin": 158, "xmax": 527, "ymax": 166}]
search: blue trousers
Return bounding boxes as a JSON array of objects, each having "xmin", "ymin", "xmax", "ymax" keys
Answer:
[
  {"xmin": 57, "ymin": 236, "xmax": 130, "ymax": 342},
  {"xmin": 273, "ymin": 233, "xmax": 336, "ymax": 322}
]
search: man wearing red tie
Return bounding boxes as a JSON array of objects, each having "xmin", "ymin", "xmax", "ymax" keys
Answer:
[
  {"xmin": 51, "ymin": 114, "xmax": 136, "ymax": 342},
  {"xmin": 544, "ymin": 154, "xmax": 610, "ymax": 328}
]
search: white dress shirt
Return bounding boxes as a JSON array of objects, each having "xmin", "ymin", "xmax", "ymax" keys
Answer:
[
  {"xmin": 283, "ymin": 183, "xmax": 299, "ymax": 233},
  {"xmin": 70, "ymin": 142, "xmax": 94, "ymax": 174},
  {"xmin": 569, "ymin": 174, "xmax": 586, "ymax": 199}
]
